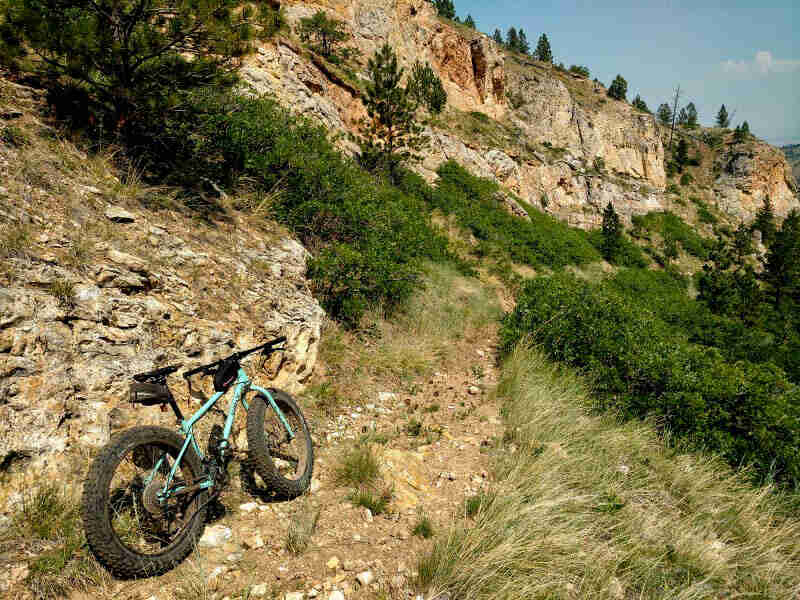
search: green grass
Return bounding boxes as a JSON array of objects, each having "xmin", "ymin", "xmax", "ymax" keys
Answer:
[
  {"xmin": 412, "ymin": 514, "xmax": 435, "ymax": 539},
  {"xmin": 631, "ymin": 211, "xmax": 710, "ymax": 259},
  {"xmin": 417, "ymin": 346, "xmax": 800, "ymax": 599},
  {"xmin": 0, "ymin": 221, "xmax": 31, "ymax": 259},
  {"xmin": 47, "ymin": 279, "xmax": 75, "ymax": 307},
  {"xmin": 334, "ymin": 444, "xmax": 380, "ymax": 487},
  {"xmin": 348, "ymin": 486, "xmax": 391, "ymax": 515}
]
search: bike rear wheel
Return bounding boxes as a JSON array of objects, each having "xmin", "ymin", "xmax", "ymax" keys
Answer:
[
  {"xmin": 246, "ymin": 389, "xmax": 314, "ymax": 499},
  {"xmin": 82, "ymin": 426, "xmax": 208, "ymax": 578}
]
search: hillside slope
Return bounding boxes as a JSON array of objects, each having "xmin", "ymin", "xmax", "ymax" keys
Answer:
[
  {"xmin": 783, "ymin": 143, "xmax": 800, "ymax": 185},
  {"xmin": 239, "ymin": 0, "xmax": 797, "ymax": 228}
]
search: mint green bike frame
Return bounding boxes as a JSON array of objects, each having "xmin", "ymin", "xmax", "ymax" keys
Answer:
[{"xmin": 150, "ymin": 366, "xmax": 294, "ymax": 503}]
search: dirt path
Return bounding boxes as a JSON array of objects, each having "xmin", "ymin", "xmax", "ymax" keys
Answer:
[{"xmin": 67, "ymin": 276, "xmax": 506, "ymax": 600}]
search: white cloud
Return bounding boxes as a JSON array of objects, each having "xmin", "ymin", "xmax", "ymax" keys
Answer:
[{"xmin": 722, "ymin": 51, "xmax": 800, "ymax": 75}]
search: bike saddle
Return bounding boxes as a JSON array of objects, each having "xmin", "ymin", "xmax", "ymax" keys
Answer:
[{"xmin": 132, "ymin": 364, "xmax": 183, "ymax": 383}]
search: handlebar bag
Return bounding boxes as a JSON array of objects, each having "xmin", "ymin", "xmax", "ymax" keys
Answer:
[
  {"xmin": 130, "ymin": 382, "xmax": 171, "ymax": 406},
  {"xmin": 214, "ymin": 359, "xmax": 240, "ymax": 392}
]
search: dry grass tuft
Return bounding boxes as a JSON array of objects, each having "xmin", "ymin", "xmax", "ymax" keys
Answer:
[
  {"xmin": 286, "ymin": 502, "xmax": 321, "ymax": 554},
  {"xmin": 419, "ymin": 346, "xmax": 800, "ymax": 599}
]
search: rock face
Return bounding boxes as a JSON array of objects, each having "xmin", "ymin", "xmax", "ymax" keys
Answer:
[
  {"xmin": 0, "ymin": 137, "xmax": 323, "ymax": 510},
  {"xmin": 715, "ymin": 140, "xmax": 799, "ymax": 218},
  {"xmin": 242, "ymin": 0, "xmax": 796, "ymax": 227}
]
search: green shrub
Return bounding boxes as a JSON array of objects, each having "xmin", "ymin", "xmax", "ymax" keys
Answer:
[
  {"xmin": 500, "ymin": 274, "xmax": 800, "ymax": 485},
  {"xmin": 1, "ymin": 124, "xmax": 29, "ymax": 147},
  {"xmin": 186, "ymin": 94, "xmax": 448, "ymax": 325},
  {"xmin": 349, "ymin": 486, "xmax": 392, "ymax": 515},
  {"xmin": 334, "ymin": 444, "xmax": 380, "ymax": 487},
  {"xmin": 680, "ymin": 172, "xmax": 693, "ymax": 186},
  {"xmin": 412, "ymin": 514, "xmax": 435, "ymax": 538},
  {"xmin": 587, "ymin": 229, "xmax": 648, "ymax": 267},
  {"xmin": 631, "ymin": 211, "xmax": 710, "ymax": 259},
  {"xmin": 698, "ymin": 205, "xmax": 717, "ymax": 224},
  {"xmin": 400, "ymin": 163, "xmax": 600, "ymax": 268}
]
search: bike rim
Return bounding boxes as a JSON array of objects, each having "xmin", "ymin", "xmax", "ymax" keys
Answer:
[
  {"xmin": 106, "ymin": 440, "xmax": 201, "ymax": 557},
  {"xmin": 263, "ymin": 399, "xmax": 309, "ymax": 481}
]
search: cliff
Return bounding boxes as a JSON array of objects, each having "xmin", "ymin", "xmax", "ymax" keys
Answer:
[{"xmin": 241, "ymin": 0, "xmax": 797, "ymax": 227}]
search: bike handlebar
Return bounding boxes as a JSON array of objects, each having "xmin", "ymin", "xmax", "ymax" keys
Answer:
[{"xmin": 182, "ymin": 336, "xmax": 287, "ymax": 379}]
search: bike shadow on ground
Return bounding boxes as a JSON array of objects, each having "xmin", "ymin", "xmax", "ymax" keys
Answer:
[{"xmin": 205, "ymin": 459, "xmax": 293, "ymax": 524}]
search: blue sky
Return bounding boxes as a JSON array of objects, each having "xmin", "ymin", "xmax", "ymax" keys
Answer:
[{"xmin": 453, "ymin": 1, "xmax": 799, "ymax": 146}]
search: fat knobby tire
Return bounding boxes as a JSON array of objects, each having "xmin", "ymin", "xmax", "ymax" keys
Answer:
[
  {"xmin": 246, "ymin": 388, "xmax": 314, "ymax": 499},
  {"xmin": 81, "ymin": 426, "xmax": 208, "ymax": 579}
]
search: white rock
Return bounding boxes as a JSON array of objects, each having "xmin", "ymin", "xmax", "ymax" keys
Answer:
[
  {"xmin": 310, "ymin": 478, "xmax": 321, "ymax": 493},
  {"xmin": 326, "ymin": 556, "xmax": 340, "ymax": 570},
  {"xmin": 251, "ymin": 583, "xmax": 270, "ymax": 597},
  {"xmin": 285, "ymin": 593, "xmax": 304, "ymax": 600},
  {"xmin": 104, "ymin": 205, "xmax": 135, "ymax": 223},
  {"xmin": 328, "ymin": 592, "xmax": 345, "ymax": 600},
  {"xmin": 199, "ymin": 524, "xmax": 233, "ymax": 548},
  {"xmin": 240, "ymin": 502, "xmax": 260, "ymax": 513},
  {"xmin": 307, "ymin": 589, "xmax": 319, "ymax": 598},
  {"xmin": 468, "ymin": 385, "xmax": 480, "ymax": 395},
  {"xmin": 362, "ymin": 507, "xmax": 373, "ymax": 523},
  {"xmin": 378, "ymin": 392, "xmax": 397, "ymax": 403},
  {"xmin": 356, "ymin": 571, "xmax": 374, "ymax": 586}
]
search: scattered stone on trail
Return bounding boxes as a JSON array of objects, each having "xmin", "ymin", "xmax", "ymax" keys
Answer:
[
  {"xmin": 285, "ymin": 592, "xmax": 305, "ymax": 600},
  {"xmin": 361, "ymin": 507, "xmax": 373, "ymax": 522},
  {"xmin": 199, "ymin": 524, "xmax": 233, "ymax": 548},
  {"xmin": 240, "ymin": 502, "xmax": 260, "ymax": 513},
  {"xmin": 468, "ymin": 385, "xmax": 480, "ymax": 395},
  {"xmin": 208, "ymin": 566, "xmax": 228, "ymax": 590},
  {"xmin": 376, "ymin": 447, "xmax": 431, "ymax": 511},
  {"xmin": 104, "ymin": 205, "xmax": 136, "ymax": 223},
  {"xmin": 378, "ymin": 391, "xmax": 397, "ymax": 403},
  {"xmin": 356, "ymin": 571, "xmax": 375, "ymax": 586},
  {"xmin": 326, "ymin": 556, "xmax": 340, "ymax": 570},
  {"xmin": 251, "ymin": 583, "xmax": 270, "ymax": 597},
  {"xmin": 328, "ymin": 591, "xmax": 345, "ymax": 600},
  {"xmin": 439, "ymin": 471, "xmax": 456, "ymax": 481},
  {"xmin": 310, "ymin": 478, "xmax": 321, "ymax": 493}
]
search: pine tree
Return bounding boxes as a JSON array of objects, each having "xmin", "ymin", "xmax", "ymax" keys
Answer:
[
  {"xmin": 518, "ymin": 29, "xmax": 530, "ymax": 54},
  {"xmin": 675, "ymin": 138, "xmax": 689, "ymax": 171},
  {"xmin": 763, "ymin": 210, "xmax": 800, "ymax": 318},
  {"xmin": 492, "ymin": 29, "xmax": 503, "ymax": 45},
  {"xmin": 407, "ymin": 61, "xmax": 447, "ymax": 114},
  {"xmin": 632, "ymin": 94, "xmax": 650, "ymax": 113},
  {"xmin": 741, "ymin": 121, "xmax": 750, "ymax": 136},
  {"xmin": 657, "ymin": 103, "xmax": 673, "ymax": 126},
  {"xmin": 534, "ymin": 33, "xmax": 552, "ymax": 63},
  {"xmin": 359, "ymin": 44, "xmax": 425, "ymax": 182},
  {"xmin": 601, "ymin": 202, "xmax": 622, "ymax": 262},
  {"xmin": 607, "ymin": 75, "xmax": 628, "ymax": 101},
  {"xmin": 685, "ymin": 102, "xmax": 698, "ymax": 129},
  {"xmin": 0, "ymin": 0, "xmax": 280, "ymax": 131},
  {"xmin": 568, "ymin": 65, "xmax": 590, "ymax": 78},
  {"xmin": 506, "ymin": 27, "xmax": 519, "ymax": 52},
  {"xmin": 464, "ymin": 14, "xmax": 476, "ymax": 29},
  {"xmin": 433, "ymin": 0, "xmax": 455, "ymax": 19},
  {"xmin": 716, "ymin": 104, "xmax": 730, "ymax": 128},
  {"xmin": 754, "ymin": 196, "xmax": 777, "ymax": 246},
  {"xmin": 677, "ymin": 107, "xmax": 689, "ymax": 126},
  {"xmin": 298, "ymin": 11, "xmax": 349, "ymax": 58}
]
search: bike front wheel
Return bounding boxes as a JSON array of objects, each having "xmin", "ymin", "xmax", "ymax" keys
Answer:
[
  {"xmin": 246, "ymin": 388, "xmax": 314, "ymax": 499},
  {"xmin": 81, "ymin": 426, "xmax": 208, "ymax": 578}
]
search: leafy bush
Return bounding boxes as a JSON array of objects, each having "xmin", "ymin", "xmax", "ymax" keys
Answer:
[
  {"xmin": 500, "ymin": 273, "xmax": 800, "ymax": 485},
  {"xmin": 188, "ymin": 94, "xmax": 447, "ymax": 325},
  {"xmin": 631, "ymin": 211, "xmax": 710, "ymax": 259},
  {"xmin": 400, "ymin": 162, "xmax": 600, "ymax": 269},
  {"xmin": 587, "ymin": 229, "xmax": 648, "ymax": 267}
]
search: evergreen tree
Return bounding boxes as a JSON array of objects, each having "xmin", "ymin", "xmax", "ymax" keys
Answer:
[
  {"xmin": 607, "ymin": 75, "xmax": 628, "ymax": 101},
  {"xmin": 518, "ymin": 29, "xmax": 530, "ymax": 54},
  {"xmin": 716, "ymin": 104, "xmax": 730, "ymax": 128},
  {"xmin": 407, "ymin": 61, "xmax": 448, "ymax": 114},
  {"xmin": 675, "ymin": 138, "xmax": 689, "ymax": 171},
  {"xmin": 685, "ymin": 102, "xmax": 699, "ymax": 128},
  {"xmin": 657, "ymin": 103, "xmax": 673, "ymax": 126},
  {"xmin": 763, "ymin": 210, "xmax": 800, "ymax": 320},
  {"xmin": 741, "ymin": 121, "xmax": 750, "ymax": 135},
  {"xmin": 298, "ymin": 11, "xmax": 349, "ymax": 58},
  {"xmin": 733, "ymin": 124, "xmax": 745, "ymax": 143},
  {"xmin": 663, "ymin": 231, "xmax": 679, "ymax": 263},
  {"xmin": 0, "ymin": 0, "xmax": 279, "ymax": 131},
  {"xmin": 359, "ymin": 44, "xmax": 425, "ymax": 183},
  {"xmin": 632, "ymin": 94, "xmax": 650, "ymax": 113},
  {"xmin": 464, "ymin": 14, "xmax": 476, "ymax": 29},
  {"xmin": 601, "ymin": 202, "xmax": 623, "ymax": 262},
  {"xmin": 754, "ymin": 196, "xmax": 777, "ymax": 246},
  {"xmin": 677, "ymin": 107, "xmax": 689, "ymax": 126},
  {"xmin": 506, "ymin": 27, "xmax": 519, "ymax": 52},
  {"xmin": 492, "ymin": 29, "xmax": 503, "ymax": 45},
  {"xmin": 568, "ymin": 65, "xmax": 590, "ymax": 78},
  {"xmin": 433, "ymin": 0, "xmax": 455, "ymax": 19},
  {"xmin": 534, "ymin": 33, "xmax": 552, "ymax": 62}
]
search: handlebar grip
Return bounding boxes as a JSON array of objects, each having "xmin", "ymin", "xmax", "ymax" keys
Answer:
[{"xmin": 182, "ymin": 364, "xmax": 209, "ymax": 379}]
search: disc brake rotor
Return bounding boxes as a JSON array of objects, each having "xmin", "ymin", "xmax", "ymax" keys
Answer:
[{"xmin": 142, "ymin": 476, "xmax": 166, "ymax": 516}]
